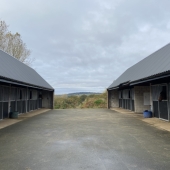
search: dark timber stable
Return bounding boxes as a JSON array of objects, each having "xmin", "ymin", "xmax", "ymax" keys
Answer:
[
  {"xmin": 0, "ymin": 50, "xmax": 54, "ymax": 120},
  {"xmin": 118, "ymin": 88, "xmax": 135, "ymax": 111},
  {"xmin": 108, "ymin": 43, "xmax": 170, "ymax": 121}
]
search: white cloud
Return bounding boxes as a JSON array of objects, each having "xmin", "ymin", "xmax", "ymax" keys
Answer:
[{"xmin": 0, "ymin": 0, "xmax": 170, "ymax": 94}]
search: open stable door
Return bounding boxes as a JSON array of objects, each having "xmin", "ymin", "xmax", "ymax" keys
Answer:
[{"xmin": 152, "ymin": 85, "xmax": 169, "ymax": 120}]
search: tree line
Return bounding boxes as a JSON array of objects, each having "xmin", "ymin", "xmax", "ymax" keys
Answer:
[{"xmin": 0, "ymin": 20, "xmax": 32, "ymax": 65}]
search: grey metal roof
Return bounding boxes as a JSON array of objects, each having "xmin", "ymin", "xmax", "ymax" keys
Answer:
[
  {"xmin": 108, "ymin": 43, "xmax": 170, "ymax": 89},
  {"xmin": 0, "ymin": 50, "xmax": 54, "ymax": 90}
]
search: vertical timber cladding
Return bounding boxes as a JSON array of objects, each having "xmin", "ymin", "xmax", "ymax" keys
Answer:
[
  {"xmin": 42, "ymin": 90, "xmax": 53, "ymax": 109},
  {"xmin": 42, "ymin": 90, "xmax": 50, "ymax": 108},
  {"xmin": 108, "ymin": 91, "xmax": 112, "ymax": 108},
  {"xmin": 16, "ymin": 88, "xmax": 27, "ymax": 114},
  {"xmin": 38, "ymin": 90, "xmax": 42, "ymax": 108},
  {"xmin": 27, "ymin": 88, "xmax": 30, "ymax": 112},
  {"xmin": 152, "ymin": 84, "xmax": 169, "ymax": 120},
  {"xmin": 29, "ymin": 89, "xmax": 38, "ymax": 111},
  {"xmin": 10, "ymin": 87, "xmax": 17, "ymax": 112},
  {"xmin": 0, "ymin": 86, "xmax": 3, "ymax": 119},
  {"xmin": 108, "ymin": 90, "xmax": 112, "ymax": 108},
  {"xmin": 119, "ymin": 91, "xmax": 122, "ymax": 108},
  {"xmin": 131, "ymin": 88, "xmax": 135, "ymax": 111},
  {"xmin": 152, "ymin": 85, "xmax": 161, "ymax": 118},
  {"xmin": 3, "ymin": 86, "xmax": 9, "ymax": 118},
  {"xmin": 119, "ymin": 88, "xmax": 134, "ymax": 111},
  {"xmin": 122, "ymin": 89, "xmax": 131, "ymax": 110}
]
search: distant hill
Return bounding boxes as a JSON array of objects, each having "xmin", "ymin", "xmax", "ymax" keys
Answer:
[
  {"xmin": 67, "ymin": 92, "xmax": 101, "ymax": 96},
  {"xmin": 54, "ymin": 91, "xmax": 107, "ymax": 109}
]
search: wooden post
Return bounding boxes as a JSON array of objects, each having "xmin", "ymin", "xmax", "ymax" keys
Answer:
[
  {"xmin": 26, "ymin": 87, "xmax": 28, "ymax": 112},
  {"xmin": 8, "ymin": 84, "xmax": 11, "ymax": 117},
  {"xmin": 107, "ymin": 90, "xmax": 109, "ymax": 109},
  {"xmin": 52, "ymin": 90, "xmax": 54, "ymax": 109}
]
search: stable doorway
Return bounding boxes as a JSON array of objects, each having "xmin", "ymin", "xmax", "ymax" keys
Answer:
[{"xmin": 152, "ymin": 84, "xmax": 169, "ymax": 121}]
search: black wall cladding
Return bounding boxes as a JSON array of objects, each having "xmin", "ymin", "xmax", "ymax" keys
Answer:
[
  {"xmin": 159, "ymin": 101, "xmax": 168, "ymax": 120},
  {"xmin": 10, "ymin": 101, "xmax": 16, "ymax": 112},
  {"xmin": 17, "ymin": 101, "xmax": 22, "ymax": 114},
  {"xmin": 132, "ymin": 100, "xmax": 135, "ymax": 111},
  {"xmin": 3, "ymin": 102, "xmax": 8, "ymax": 118},
  {"xmin": 0, "ymin": 102, "xmax": 2, "ymax": 119},
  {"xmin": 153, "ymin": 101, "xmax": 159, "ymax": 118}
]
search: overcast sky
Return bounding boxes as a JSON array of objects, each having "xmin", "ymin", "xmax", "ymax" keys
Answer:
[{"xmin": 1, "ymin": 0, "xmax": 170, "ymax": 94}]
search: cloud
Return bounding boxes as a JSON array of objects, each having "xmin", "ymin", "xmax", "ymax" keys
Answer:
[{"xmin": 0, "ymin": 0, "xmax": 170, "ymax": 94}]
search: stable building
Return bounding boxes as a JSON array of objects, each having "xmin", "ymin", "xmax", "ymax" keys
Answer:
[
  {"xmin": 107, "ymin": 43, "xmax": 170, "ymax": 121},
  {"xmin": 0, "ymin": 50, "xmax": 54, "ymax": 120}
]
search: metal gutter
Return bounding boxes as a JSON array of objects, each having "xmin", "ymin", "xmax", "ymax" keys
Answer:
[
  {"xmin": 107, "ymin": 86, "xmax": 119, "ymax": 90},
  {"xmin": 108, "ymin": 72, "xmax": 170, "ymax": 90},
  {"xmin": 107, "ymin": 81, "xmax": 130, "ymax": 91},
  {"xmin": 119, "ymin": 81, "xmax": 130, "ymax": 86},
  {"xmin": 0, "ymin": 78, "xmax": 54, "ymax": 91},
  {"xmin": 130, "ymin": 74, "xmax": 170, "ymax": 86}
]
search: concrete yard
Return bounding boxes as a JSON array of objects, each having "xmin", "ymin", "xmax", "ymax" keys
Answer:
[{"xmin": 0, "ymin": 109, "xmax": 170, "ymax": 170}]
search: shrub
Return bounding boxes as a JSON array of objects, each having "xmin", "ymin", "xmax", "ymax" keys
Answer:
[
  {"xmin": 54, "ymin": 91, "xmax": 107, "ymax": 109},
  {"xmin": 94, "ymin": 99, "xmax": 103, "ymax": 106}
]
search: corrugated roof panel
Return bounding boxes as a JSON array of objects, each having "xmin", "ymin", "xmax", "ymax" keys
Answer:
[
  {"xmin": 108, "ymin": 43, "xmax": 170, "ymax": 89},
  {"xmin": 0, "ymin": 50, "xmax": 53, "ymax": 90}
]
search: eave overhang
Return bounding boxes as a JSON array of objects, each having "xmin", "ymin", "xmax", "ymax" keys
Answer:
[
  {"xmin": 0, "ymin": 76, "xmax": 54, "ymax": 91},
  {"xmin": 107, "ymin": 71, "xmax": 170, "ymax": 91}
]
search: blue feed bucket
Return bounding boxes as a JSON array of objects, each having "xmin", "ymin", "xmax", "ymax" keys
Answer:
[{"xmin": 143, "ymin": 110, "xmax": 152, "ymax": 118}]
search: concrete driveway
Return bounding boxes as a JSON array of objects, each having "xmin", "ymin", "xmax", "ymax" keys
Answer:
[{"xmin": 0, "ymin": 109, "xmax": 170, "ymax": 170}]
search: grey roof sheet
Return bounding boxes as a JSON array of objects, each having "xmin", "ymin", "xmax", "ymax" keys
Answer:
[
  {"xmin": 108, "ymin": 43, "xmax": 170, "ymax": 89},
  {"xmin": 0, "ymin": 50, "xmax": 53, "ymax": 90}
]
